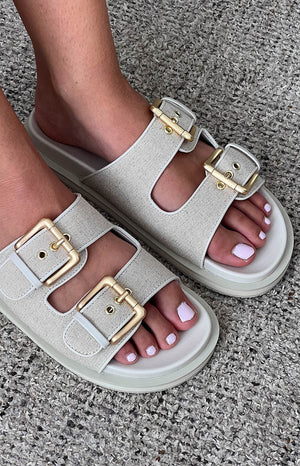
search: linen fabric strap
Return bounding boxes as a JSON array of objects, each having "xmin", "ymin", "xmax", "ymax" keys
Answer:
[
  {"xmin": 0, "ymin": 195, "xmax": 177, "ymax": 372},
  {"xmin": 64, "ymin": 246, "xmax": 176, "ymax": 371},
  {"xmin": 0, "ymin": 195, "xmax": 112, "ymax": 300},
  {"xmin": 82, "ymin": 97, "xmax": 264, "ymax": 268}
]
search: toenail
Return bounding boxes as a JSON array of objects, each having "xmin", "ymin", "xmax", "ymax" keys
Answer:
[
  {"xmin": 259, "ymin": 231, "xmax": 266, "ymax": 240},
  {"xmin": 126, "ymin": 353, "xmax": 137, "ymax": 362},
  {"xmin": 177, "ymin": 302, "xmax": 195, "ymax": 322},
  {"xmin": 264, "ymin": 203, "xmax": 271, "ymax": 213},
  {"xmin": 146, "ymin": 345, "xmax": 156, "ymax": 356},
  {"xmin": 264, "ymin": 217, "xmax": 271, "ymax": 225},
  {"xmin": 232, "ymin": 243, "xmax": 255, "ymax": 260},
  {"xmin": 166, "ymin": 333, "xmax": 176, "ymax": 345}
]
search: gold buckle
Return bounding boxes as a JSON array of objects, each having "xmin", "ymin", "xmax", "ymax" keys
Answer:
[
  {"xmin": 204, "ymin": 148, "xmax": 259, "ymax": 195},
  {"xmin": 150, "ymin": 98, "xmax": 196, "ymax": 142},
  {"xmin": 15, "ymin": 218, "xmax": 80, "ymax": 287},
  {"xmin": 76, "ymin": 276, "xmax": 146, "ymax": 345}
]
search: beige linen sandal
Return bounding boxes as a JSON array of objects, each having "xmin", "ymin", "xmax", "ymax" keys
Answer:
[
  {"xmin": 0, "ymin": 194, "xmax": 218, "ymax": 393},
  {"xmin": 26, "ymin": 97, "xmax": 293, "ymax": 297}
]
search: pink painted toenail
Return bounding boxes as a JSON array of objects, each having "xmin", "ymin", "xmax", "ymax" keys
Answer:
[
  {"xmin": 146, "ymin": 345, "xmax": 156, "ymax": 356},
  {"xmin": 232, "ymin": 243, "xmax": 255, "ymax": 260},
  {"xmin": 259, "ymin": 231, "xmax": 266, "ymax": 240},
  {"xmin": 177, "ymin": 302, "xmax": 195, "ymax": 322},
  {"xmin": 166, "ymin": 333, "xmax": 176, "ymax": 345},
  {"xmin": 126, "ymin": 353, "xmax": 137, "ymax": 362},
  {"xmin": 264, "ymin": 203, "xmax": 271, "ymax": 213},
  {"xmin": 264, "ymin": 217, "xmax": 271, "ymax": 225}
]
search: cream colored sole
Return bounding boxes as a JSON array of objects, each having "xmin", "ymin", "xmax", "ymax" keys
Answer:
[{"xmin": 0, "ymin": 286, "xmax": 219, "ymax": 393}]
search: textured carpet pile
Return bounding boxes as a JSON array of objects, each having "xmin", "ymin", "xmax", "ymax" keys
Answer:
[{"xmin": 0, "ymin": 1, "xmax": 299, "ymax": 465}]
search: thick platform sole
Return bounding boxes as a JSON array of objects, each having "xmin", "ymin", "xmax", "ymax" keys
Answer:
[{"xmin": 0, "ymin": 287, "xmax": 219, "ymax": 393}]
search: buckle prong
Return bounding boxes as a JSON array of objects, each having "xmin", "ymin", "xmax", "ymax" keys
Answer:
[
  {"xmin": 50, "ymin": 238, "xmax": 65, "ymax": 251},
  {"xmin": 204, "ymin": 148, "xmax": 259, "ymax": 195},
  {"xmin": 15, "ymin": 218, "xmax": 80, "ymax": 287},
  {"xmin": 76, "ymin": 276, "xmax": 146, "ymax": 345},
  {"xmin": 150, "ymin": 99, "xmax": 195, "ymax": 142}
]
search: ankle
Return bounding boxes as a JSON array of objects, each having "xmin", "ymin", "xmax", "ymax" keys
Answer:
[
  {"xmin": 35, "ymin": 74, "xmax": 152, "ymax": 162},
  {"xmin": 36, "ymin": 69, "xmax": 131, "ymax": 121},
  {"xmin": 0, "ymin": 167, "xmax": 75, "ymax": 250}
]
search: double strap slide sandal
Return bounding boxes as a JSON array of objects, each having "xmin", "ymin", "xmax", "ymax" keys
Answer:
[
  {"xmin": 0, "ymin": 195, "xmax": 218, "ymax": 393},
  {"xmin": 26, "ymin": 97, "xmax": 293, "ymax": 297}
]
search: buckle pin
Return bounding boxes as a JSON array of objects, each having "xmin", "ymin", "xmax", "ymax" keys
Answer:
[
  {"xmin": 15, "ymin": 218, "xmax": 80, "ymax": 287},
  {"xmin": 50, "ymin": 237, "xmax": 65, "ymax": 251},
  {"xmin": 150, "ymin": 99, "xmax": 195, "ymax": 142},
  {"xmin": 204, "ymin": 148, "xmax": 259, "ymax": 195},
  {"xmin": 76, "ymin": 276, "xmax": 146, "ymax": 345}
]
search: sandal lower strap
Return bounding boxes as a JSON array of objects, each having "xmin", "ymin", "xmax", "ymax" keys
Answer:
[{"xmin": 64, "ymin": 247, "xmax": 176, "ymax": 372}]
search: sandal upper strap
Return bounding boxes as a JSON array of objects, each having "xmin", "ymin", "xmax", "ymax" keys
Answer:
[{"xmin": 0, "ymin": 195, "xmax": 112, "ymax": 300}]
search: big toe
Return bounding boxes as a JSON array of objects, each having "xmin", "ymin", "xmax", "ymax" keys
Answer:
[
  {"xmin": 154, "ymin": 281, "xmax": 198, "ymax": 331},
  {"xmin": 208, "ymin": 224, "xmax": 256, "ymax": 266}
]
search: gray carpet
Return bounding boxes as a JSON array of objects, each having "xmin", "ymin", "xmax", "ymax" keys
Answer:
[{"xmin": 0, "ymin": 0, "xmax": 299, "ymax": 465}]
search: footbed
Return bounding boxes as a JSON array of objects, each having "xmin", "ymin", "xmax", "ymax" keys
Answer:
[{"xmin": 0, "ymin": 287, "xmax": 219, "ymax": 393}]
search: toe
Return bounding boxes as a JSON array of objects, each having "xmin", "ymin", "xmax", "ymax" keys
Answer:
[
  {"xmin": 154, "ymin": 281, "xmax": 198, "ymax": 331},
  {"xmin": 114, "ymin": 341, "xmax": 139, "ymax": 365},
  {"xmin": 233, "ymin": 199, "xmax": 271, "ymax": 232},
  {"xmin": 208, "ymin": 224, "xmax": 256, "ymax": 266},
  {"xmin": 131, "ymin": 324, "xmax": 159, "ymax": 358},
  {"xmin": 111, "ymin": 276, "xmax": 200, "ymax": 365},
  {"xmin": 222, "ymin": 206, "xmax": 267, "ymax": 248},
  {"xmin": 143, "ymin": 302, "xmax": 179, "ymax": 350},
  {"xmin": 246, "ymin": 192, "xmax": 272, "ymax": 216}
]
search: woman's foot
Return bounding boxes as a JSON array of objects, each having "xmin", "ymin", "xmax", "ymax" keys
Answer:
[
  {"xmin": 0, "ymin": 101, "xmax": 198, "ymax": 366},
  {"xmin": 35, "ymin": 76, "xmax": 272, "ymax": 268}
]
